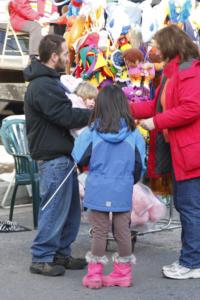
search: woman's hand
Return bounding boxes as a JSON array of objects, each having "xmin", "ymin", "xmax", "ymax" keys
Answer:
[{"xmin": 139, "ymin": 118, "xmax": 155, "ymax": 131}]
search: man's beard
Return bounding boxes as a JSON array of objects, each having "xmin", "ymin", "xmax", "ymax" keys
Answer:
[{"xmin": 55, "ymin": 57, "xmax": 66, "ymax": 73}]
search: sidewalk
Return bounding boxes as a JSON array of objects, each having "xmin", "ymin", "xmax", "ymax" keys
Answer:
[{"xmin": 0, "ymin": 205, "xmax": 200, "ymax": 300}]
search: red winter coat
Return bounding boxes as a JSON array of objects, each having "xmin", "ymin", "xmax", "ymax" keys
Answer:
[
  {"xmin": 9, "ymin": 0, "xmax": 57, "ymax": 31},
  {"xmin": 130, "ymin": 56, "xmax": 200, "ymax": 181}
]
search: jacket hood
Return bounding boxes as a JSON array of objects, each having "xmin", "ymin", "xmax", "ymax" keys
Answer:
[
  {"xmin": 23, "ymin": 59, "xmax": 59, "ymax": 81},
  {"xmin": 163, "ymin": 55, "xmax": 200, "ymax": 79},
  {"xmin": 97, "ymin": 125, "xmax": 132, "ymax": 143}
]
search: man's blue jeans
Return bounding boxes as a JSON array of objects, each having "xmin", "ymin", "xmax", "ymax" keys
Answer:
[
  {"xmin": 31, "ymin": 156, "xmax": 80, "ymax": 263},
  {"xmin": 173, "ymin": 176, "xmax": 200, "ymax": 269}
]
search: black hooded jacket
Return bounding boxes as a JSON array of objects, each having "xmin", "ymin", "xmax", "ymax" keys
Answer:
[{"xmin": 23, "ymin": 59, "xmax": 90, "ymax": 160}]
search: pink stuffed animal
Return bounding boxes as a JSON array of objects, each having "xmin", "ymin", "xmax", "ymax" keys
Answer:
[
  {"xmin": 149, "ymin": 199, "xmax": 166, "ymax": 222},
  {"xmin": 131, "ymin": 183, "xmax": 166, "ymax": 225},
  {"xmin": 131, "ymin": 210, "xmax": 150, "ymax": 225}
]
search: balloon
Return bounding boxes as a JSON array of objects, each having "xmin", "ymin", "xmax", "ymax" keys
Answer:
[{"xmin": 64, "ymin": 16, "xmax": 86, "ymax": 50}]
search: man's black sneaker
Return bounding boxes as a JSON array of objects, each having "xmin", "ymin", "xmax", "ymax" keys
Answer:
[
  {"xmin": 30, "ymin": 262, "xmax": 65, "ymax": 276},
  {"xmin": 54, "ymin": 255, "xmax": 87, "ymax": 270}
]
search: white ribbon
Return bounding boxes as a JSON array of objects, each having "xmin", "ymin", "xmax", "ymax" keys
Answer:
[{"xmin": 41, "ymin": 163, "xmax": 76, "ymax": 211}]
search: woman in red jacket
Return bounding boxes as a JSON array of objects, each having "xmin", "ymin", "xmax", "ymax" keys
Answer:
[
  {"xmin": 130, "ymin": 24, "xmax": 200, "ymax": 280},
  {"xmin": 9, "ymin": 0, "xmax": 58, "ymax": 58}
]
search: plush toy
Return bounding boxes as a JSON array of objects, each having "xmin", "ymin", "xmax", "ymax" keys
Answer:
[
  {"xmin": 115, "ymin": 35, "xmax": 132, "ymax": 52},
  {"xmin": 122, "ymin": 48, "xmax": 144, "ymax": 68},
  {"xmin": 148, "ymin": 46, "xmax": 164, "ymax": 71},
  {"xmin": 52, "ymin": 0, "xmax": 82, "ymax": 27},
  {"xmin": 141, "ymin": 62, "xmax": 155, "ymax": 90},
  {"xmin": 147, "ymin": 46, "xmax": 165, "ymax": 92},
  {"xmin": 122, "ymin": 85, "xmax": 149, "ymax": 102},
  {"xmin": 67, "ymin": 0, "xmax": 83, "ymax": 17},
  {"xmin": 122, "ymin": 48, "xmax": 144, "ymax": 88},
  {"xmin": 148, "ymin": 199, "xmax": 167, "ymax": 222},
  {"xmin": 55, "ymin": 0, "xmax": 83, "ymax": 33},
  {"xmin": 127, "ymin": 26, "xmax": 143, "ymax": 49},
  {"xmin": 75, "ymin": 38, "xmax": 114, "ymax": 88},
  {"xmin": 131, "ymin": 210, "xmax": 150, "ymax": 226},
  {"xmin": 122, "ymin": 48, "xmax": 155, "ymax": 102},
  {"xmin": 168, "ymin": 0, "xmax": 192, "ymax": 25},
  {"xmin": 131, "ymin": 183, "xmax": 166, "ymax": 226},
  {"xmin": 110, "ymin": 50, "xmax": 128, "ymax": 83},
  {"xmin": 106, "ymin": 0, "xmax": 141, "ymax": 43},
  {"xmin": 82, "ymin": 0, "xmax": 106, "ymax": 31}
]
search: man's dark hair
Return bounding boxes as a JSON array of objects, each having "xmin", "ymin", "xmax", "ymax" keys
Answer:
[
  {"xmin": 39, "ymin": 34, "xmax": 66, "ymax": 63},
  {"xmin": 89, "ymin": 85, "xmax": 135, "ymax": 133}
]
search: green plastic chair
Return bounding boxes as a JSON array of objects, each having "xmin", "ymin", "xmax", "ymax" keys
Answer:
[{"xmin": 0, "ymin": 116, "xmax": 40, "ymax": 228}]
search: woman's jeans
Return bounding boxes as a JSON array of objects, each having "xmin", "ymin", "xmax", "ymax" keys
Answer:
[
  {"xmin": 173, "ymin": 175, "xmax": 200, "ymax": 269},
  {"xmin": 31, "ymin": 156, "xmax": 81, "ymax": 263}
]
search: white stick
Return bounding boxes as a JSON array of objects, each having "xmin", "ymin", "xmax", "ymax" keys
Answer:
[{"xmin": 41, "ymin": 163, "xmax": 76, "ymax": 211}]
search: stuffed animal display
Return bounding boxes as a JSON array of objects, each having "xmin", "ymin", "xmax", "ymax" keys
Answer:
[{"xmin": 53, "ymin": 0, "xmax": 199, "ymax": 88}]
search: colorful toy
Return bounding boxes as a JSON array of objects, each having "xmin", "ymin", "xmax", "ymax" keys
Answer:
[
  {"xmin": 110, "ymin": 50, "xmax": 128, "ymax": 83},
  {"xmin": 106, "ymin": 0, "xmax": 141, "ymax": 43},
  {"xmin": 168, "ymin": 0, "xmax": 192, "ymax": 25},
  {"xmin": 148, "ymin": 46, "xmax": 164, "ymax": 72},
  {"xmin": 74, "ymin": 35, "xmax": 114, "ymax": 88},
  {"xmin": 67, "ymin": 0, "xmax": 83, "ymax": 17},
  {"xmin": 115, "ymin": 34, "xmax": 132, "ymax": 52},
  {"xmin": 121, "ymin": 48, "xmax": 156, "ymax": 102},
  {"xmin": 122, "ymin": 48, "xmax": 144, "ymax": 88},
  {"xmin": 79, "ymin": 0, "xmax": 106, "ymax": 32},
  {"xmin": 122, "ymin": 86, "xmax": 149, "ymax": 103},
  {"xmin": 142, "ymin": 62, "xmax": 155, "ymax": 90},
  {"xmin": 147, "ymin": 46, "xmax": 164, "ymax": 92}
]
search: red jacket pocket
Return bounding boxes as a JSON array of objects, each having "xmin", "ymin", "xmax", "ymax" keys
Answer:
[{"xmin": 179, "ymin": 139, "xmax": 200, "ymax": 171}]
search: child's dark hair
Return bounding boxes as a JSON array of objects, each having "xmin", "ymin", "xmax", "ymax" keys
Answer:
[{"xmin": 89, "ymin": 85, "xmax": 135, "ymax": 133}]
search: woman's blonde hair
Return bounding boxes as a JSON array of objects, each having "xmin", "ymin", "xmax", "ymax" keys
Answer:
[{"xmin": 75, "ymin": 82, "xmax": 98, "ymax": 101}]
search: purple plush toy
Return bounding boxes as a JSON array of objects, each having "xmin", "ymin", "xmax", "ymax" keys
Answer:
[{"xmin": 122, "ymin": 86, "xmax": 150, "ymax": 103}]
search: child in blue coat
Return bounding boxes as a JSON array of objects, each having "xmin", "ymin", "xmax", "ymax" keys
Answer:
[{"xmin": 72, "ymin": 85, "xmax": 145, "ymax": 289}]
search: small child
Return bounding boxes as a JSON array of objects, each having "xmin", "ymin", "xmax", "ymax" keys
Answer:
[
  {"xmin": 61, "ymin": 75, "xmax": 98, "ymax": 137},
  {"xmin": 72, "ymin": 85, "xmax": 146, "ymax": 289},
  {"xmin": 74, "ymin": 82, "xmax": 97, "ymax": 110}
]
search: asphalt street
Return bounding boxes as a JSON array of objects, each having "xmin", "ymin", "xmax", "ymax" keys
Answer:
[{"xmin": 0, "ymin": 205, "xmax": 200, "ymax": 300}]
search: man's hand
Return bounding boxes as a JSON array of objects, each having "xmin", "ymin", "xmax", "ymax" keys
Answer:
[{"xmin": 139, "ymin": 118, "xmax": 155, "ymax": 131}]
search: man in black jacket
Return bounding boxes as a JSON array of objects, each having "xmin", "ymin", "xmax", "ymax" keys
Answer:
[{"xmin": 24, "ymin": 34, "xmax": 90, "ymax": 276}]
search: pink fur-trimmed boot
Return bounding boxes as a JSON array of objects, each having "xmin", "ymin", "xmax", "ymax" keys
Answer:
[
  {"xmin": 102, "ymin": 253, "xmax": 136, "ymax": 287},
  {"xmin": 82, "ymin": 252, "xmax": 108, "ymax": 289}
]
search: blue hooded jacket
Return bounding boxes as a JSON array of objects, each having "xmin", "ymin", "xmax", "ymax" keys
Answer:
[{"xmin": 72, "ymin": 125, "xmax": 146, "ymax": 212}]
